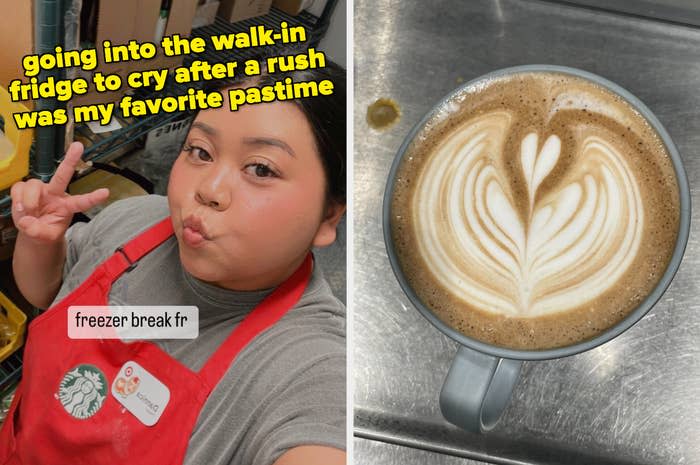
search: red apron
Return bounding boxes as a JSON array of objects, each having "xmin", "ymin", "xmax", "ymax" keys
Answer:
[{"xmin": 0, "ymin": 217, "xmax": 312, "ymax": 465}]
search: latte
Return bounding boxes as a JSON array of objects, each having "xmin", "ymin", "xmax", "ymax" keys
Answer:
[{"xmin": 390, "ymin": 72, "xmax": 680, "ymax": 350}]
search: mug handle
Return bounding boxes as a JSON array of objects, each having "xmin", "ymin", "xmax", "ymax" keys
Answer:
[{"xmin": 439, "ymin": 346, "xmax": 522, "ymax": 432}]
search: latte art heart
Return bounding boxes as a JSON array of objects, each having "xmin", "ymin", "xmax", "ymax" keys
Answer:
[{"xmin": 413, "ymin": 112, "xmax": 644, "ymax": 317}]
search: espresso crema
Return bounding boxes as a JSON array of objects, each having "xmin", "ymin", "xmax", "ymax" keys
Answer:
[{"xmin": 391, "ymin": 72, "xmax": 680, "ymax": 350}]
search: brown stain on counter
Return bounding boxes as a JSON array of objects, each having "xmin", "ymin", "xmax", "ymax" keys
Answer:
[{"xmin": 367, "ymin": 98, "xmax": 401, "ymax": 129}]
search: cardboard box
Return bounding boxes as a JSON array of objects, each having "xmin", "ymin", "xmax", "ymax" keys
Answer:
[
  {"xmin": 72, "ymin": 0, "xmax": 163, "ymax": 106},
  {"xmin": 151, "ymin": 0, "xmax": 199, "ymax": 71},
  {"xmin": 218, "ymin": 0, "xmax": 272, "ymax": 23},
  {"xmin": 87, "ymin": 0, "xmax": 198, "ymax": 74},
  {"xmin": 0, "ymin": 0, "xmax": 33, "ymax": 89},
  {"xmin": 75, "ymin": 0, "xmax": 198, "ymax": 104},
  {"xmin": 193, "ymin": 0, "xmax": 220, "ymax": 28},
  {"xmin": 0, "ymin": 0, "xmax": 198, "ymax": 108},
  {"xmin": 272, "ymin": 0, "xmax": 315, "ymax": 16}
]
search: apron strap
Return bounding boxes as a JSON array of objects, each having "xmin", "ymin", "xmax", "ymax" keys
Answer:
[
  {"xmin": 198, "ymin": 253, "xmax": 314, "ymax": 390},
  {"xmin": 101, "ymin": 217, "xmax": 174, "ymax": 281}
]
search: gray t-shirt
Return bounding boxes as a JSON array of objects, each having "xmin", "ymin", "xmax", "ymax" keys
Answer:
[{"xmin": 51, "ymin": 195, "xmax": 346, "ymax": 465}]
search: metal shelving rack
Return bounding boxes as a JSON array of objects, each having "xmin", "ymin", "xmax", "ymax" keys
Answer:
[
  {"xmin": 77, "ymin": 5, "xmax": 336, "ymax": 162},
  {"xmin": 0, "ymin": 0, "xmax": 338, "ymax": 215}
]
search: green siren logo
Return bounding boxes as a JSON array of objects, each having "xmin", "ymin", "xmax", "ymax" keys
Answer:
[{"xmin": 57, "ymin": 364, "xmax": 108, "ymax": 419}]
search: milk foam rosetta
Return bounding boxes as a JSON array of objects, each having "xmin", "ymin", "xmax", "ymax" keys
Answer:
[
  {"xmin": 391, "ymin": 72, "xmax": 680, "ymax": 349},
  {"xmin": 413, "ymin": 111, "xmax": 644, "ymax": 317}
]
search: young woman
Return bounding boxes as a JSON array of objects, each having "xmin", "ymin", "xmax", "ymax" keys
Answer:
[{"xmin": 1, "ymin": 63, "xmax": 346, "ymax": 465}]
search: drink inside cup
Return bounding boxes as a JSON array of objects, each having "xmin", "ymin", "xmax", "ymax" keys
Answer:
[{"xmin": 390, "ymin": 71, "xmax": 680, "ymax": 351}]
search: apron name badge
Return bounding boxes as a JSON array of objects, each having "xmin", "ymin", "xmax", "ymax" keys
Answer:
[{"xmin": 111, "ymin": 361, "xmax": 170, "ymax": 426}]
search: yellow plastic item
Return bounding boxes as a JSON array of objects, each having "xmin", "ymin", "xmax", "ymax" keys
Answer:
[
  {"xmin": 0, "ymin": 86, "xmax": 33, "ymax": 190},
  {"xmin": 0, "ymin": 291, "xmax": 27, "ymax": 363}
]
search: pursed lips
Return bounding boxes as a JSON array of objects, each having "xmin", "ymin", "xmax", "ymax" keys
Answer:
[{"xmin": 182, "ymin": 215, "xmax": 211, "ymax": 247}]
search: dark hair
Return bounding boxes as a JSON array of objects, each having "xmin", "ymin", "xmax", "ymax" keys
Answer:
[{"xmin": 197, "ymin": 58, "xmax": 347, "ymax": 206}]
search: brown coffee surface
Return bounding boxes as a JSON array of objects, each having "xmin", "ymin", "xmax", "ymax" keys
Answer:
[{"xmin": 391, "ymin": 71, "xmax": 680, "ymax": 350}]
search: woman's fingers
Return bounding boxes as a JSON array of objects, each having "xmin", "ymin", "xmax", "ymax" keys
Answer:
[
  {"xmin": 10, "ymin": 181, "xmax": 26, "ymax": 223},
  {"xmin": 62, "ymin": 188, "xmax": 110, "ymax": 214},
  {"xmin": 16, "ymin": 215, "xmax": 41, "ymax": 237},
  {"xmin": 10, "ymin": 179, "xmax": 45, "ymax": 224},
  {"xmin": 20, "ymin": 178, "xmax": 44, "ymax": 214},
  {"xmin": 47, "ymin": 141, "xmax": 84, "ymax": 196},
  {"xmin": 16, "ymin": 215, "xmax": 63, "ymax": 243},
  {"xmin": 9, "ymin": 142, "xmax": 108, "ymax": 240}
]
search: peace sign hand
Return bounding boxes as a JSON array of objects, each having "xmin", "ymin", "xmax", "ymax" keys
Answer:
[{"xmin": 10, "ymin": 142, "xmax": 110, "ymax": 244}]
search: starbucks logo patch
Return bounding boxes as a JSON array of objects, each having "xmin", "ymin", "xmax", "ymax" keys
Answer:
[{"xmin": 57, "ymin": 364, "xmax": 108, "ymax": 419}]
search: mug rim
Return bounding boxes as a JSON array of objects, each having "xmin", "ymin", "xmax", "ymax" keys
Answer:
[{"xmin": 382, "ymin": 64, "xmax": 691, "ymax": 361}]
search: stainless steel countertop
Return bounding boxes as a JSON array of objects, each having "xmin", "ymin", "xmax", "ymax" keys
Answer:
[
  {"xmin": 354, "ymin": 437, "xmax": 488, "ymax": 465},
  {"xmin": 353, "ymin": 0, "xmax": 700, "ymax": 464}
]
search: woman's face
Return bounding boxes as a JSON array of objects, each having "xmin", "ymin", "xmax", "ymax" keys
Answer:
[{"xmin": 167, "ymin": 97, "xmax": 344, "ymax": 291}]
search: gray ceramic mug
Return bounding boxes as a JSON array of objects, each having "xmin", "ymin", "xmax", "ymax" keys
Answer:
[{"xmin": 382, "ymin": 65, "xmax": 691, "ymax": 433}]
